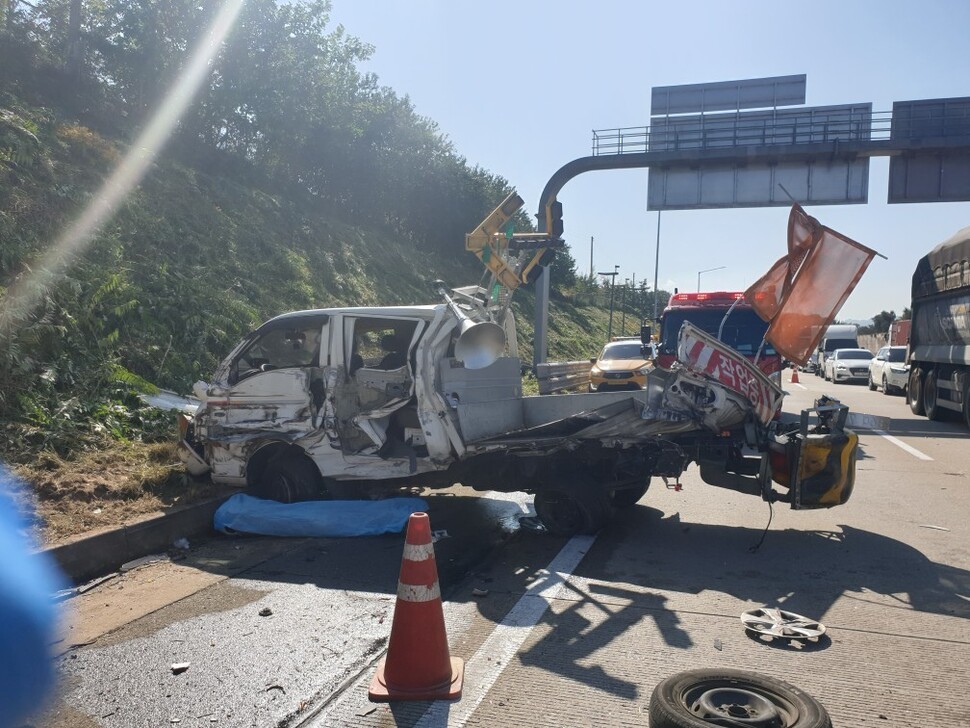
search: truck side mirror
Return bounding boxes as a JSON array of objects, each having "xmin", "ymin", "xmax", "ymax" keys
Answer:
[{"xmin": 640, "ymin": 325, "xmax": 652, "ymax": 345}]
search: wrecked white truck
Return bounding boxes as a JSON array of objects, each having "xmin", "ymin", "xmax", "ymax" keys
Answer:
[{"xmin": 177, "ymin": 195, "xmax": 860, "ymax": 535}]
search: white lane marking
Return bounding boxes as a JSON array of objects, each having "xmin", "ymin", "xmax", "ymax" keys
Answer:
[
  {"xmin": 415, "ymin": 534, "xmax": 596, "ymax": 728},
  {"xmin": 872, "ymin": 428, "xmax": 934, "ymax": 461},
  {"xmin": 789, "ymin": 382, "xmax": 807, "ymax": 390}
]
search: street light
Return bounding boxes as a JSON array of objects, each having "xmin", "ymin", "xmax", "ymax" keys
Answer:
[
  {"xmin": 697, "ymin": 265, "xmax": 726, "ymax": 292},
  {"xmin": 598, "ymin": 265, "xmax": 620, "ymax": 340}
]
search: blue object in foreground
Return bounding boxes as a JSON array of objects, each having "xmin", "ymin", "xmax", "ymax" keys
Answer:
[
  {"xmin": 0, "ymin": 468, "xmax": 64, "ymax": 728},
  {"xmin": 213, "ymin": 494, "xmax": 429, "ymax": 537}
]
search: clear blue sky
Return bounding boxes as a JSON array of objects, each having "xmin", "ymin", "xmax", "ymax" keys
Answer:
[{"xmin": 329, "ymin": 0, "xmax": 970, "ymax": 320}]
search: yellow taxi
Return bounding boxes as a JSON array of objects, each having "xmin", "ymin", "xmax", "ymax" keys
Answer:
[{"xmin": 589, "ymin": 337, "xmax": 655, "ymax": 392}]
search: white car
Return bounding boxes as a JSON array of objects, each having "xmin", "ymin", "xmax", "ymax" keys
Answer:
[
  {"xmin": 823, "ymin": 348, "xmax": 874, "ymax": 384},
  {"xmin": 868, "ymin": 345, "xmax": 909, "ymax": 395}
]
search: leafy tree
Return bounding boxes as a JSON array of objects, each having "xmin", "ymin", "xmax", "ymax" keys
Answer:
[
  {"xmin": 860, "ymin": 310, "xmax": 896, "ymax": 335},
  {"xmin": 547, "ymin": 243, "xmax": 577, "ymax": 292}
]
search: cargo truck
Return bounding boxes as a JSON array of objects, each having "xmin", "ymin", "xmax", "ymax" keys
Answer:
[
  {"xmin": 907, "ymin": 225, "xmax": 970, "ymax": 427},
  {"xmin": 176, "ymin": 193, "xmax": 862, "ymax": 535}
]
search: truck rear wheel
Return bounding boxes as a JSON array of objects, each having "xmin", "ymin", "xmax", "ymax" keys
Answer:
[
  {"xmin": 909, "ymin": 369, "xmax": 925, "ymax": 416},
  {"xmin": 611, "ymin": 480, "xmax": 650, "ymax": 508},
  {"xmin": 534, "ymin": 477, "xmax": 611, "ymax": 536},
  {"xmin": 923, "ymin": 369, "xmax": 942, "ymax": 421}
]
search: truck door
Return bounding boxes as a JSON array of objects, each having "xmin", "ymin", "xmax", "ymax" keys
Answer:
[
  {"xmin": 221, "ymin": 315, "xmax": 329, "ymax": 436},
  {"xmin": 326, "ymin": 314, "xmax": 424, "ymax": 454}
]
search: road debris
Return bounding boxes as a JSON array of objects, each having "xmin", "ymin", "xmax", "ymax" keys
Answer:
[
  {"xmin": 170, "ymin": 663, "xmax": 191, "ymax": 675},
  {"xmin": 431, "ymin": 529, "xmax": 450, "ymax": 542},
  {"xmin": 740, "ymin": 607, "xmax": 825, "ymax": 642},
  {"xmin": 258, "ymin": 607, "xmax": 273, "ymax": 617},
  {"xmin": 172, "ymin": 537, "xmax": 191, "ymax": 550},
  {"xmin": 919, "ymin": 524, "xmax": 950, "ymax": 531},
  {"xmin": 517, "ymin": 515, "xmax": 545, "ymax": 532},
  {"xmin": 472, "ymin": 588, "xmax": 489, "ymax": 597},
  {"xmin": 122, "ymin": 554, "xmax": 169, "ymax": 572}
]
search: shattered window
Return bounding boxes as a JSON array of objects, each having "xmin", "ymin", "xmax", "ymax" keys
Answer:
[
  {"xmin": 234, "ymin": 325, "xmax": 321, "ymax": 380},
  {"xmin": 349, "ymin": 318, "xmax": 418, "ymax": 372}
]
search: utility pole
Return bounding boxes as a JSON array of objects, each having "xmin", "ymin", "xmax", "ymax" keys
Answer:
[
  {"xmin": 589, "ymin": 236, "xmax": 594, "ymax": 280},
  {"xmin": 653, "ymin": 211, "xmax": 662, "ymax": 321},
  {"xmin": 620, "ymin": 280, "xmax": 627, "ymax": 335},
  {"xmin": 597, "ymin": 265, "xmax": 620, "ymax": 340}
]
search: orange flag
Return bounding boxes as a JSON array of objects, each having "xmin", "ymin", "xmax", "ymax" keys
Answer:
[{"xmin": 745, "ymin": 205, "xmax": 878, "ymax": 366}]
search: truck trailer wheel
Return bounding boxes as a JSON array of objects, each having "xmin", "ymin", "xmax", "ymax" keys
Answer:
[
  {"xmin": 909, "ymin": 369, "xmax": 925, "ymax": 416},
  {"xmin": 648, "ymin": 668, "xmax": 831, "ymax": 728},
  {"xmin": 923, "ymin": 369, "xmax": 943, "ymax": 421},
  {"xmin": 611, "ymin": 480, "xmax": 650, "ymax": 508},
  {"xmin": 256, "ymin": 455, "xmax": 325, "ymax": 503},
  {"xmin": 534, "ymin": 478, "xmax": 611, "ymax": 536}
]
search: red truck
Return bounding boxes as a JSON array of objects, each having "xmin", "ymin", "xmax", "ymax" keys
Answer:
[
  {"xmin": 654, "ymin": 291, "xmax": 784, "ymax": 384},
  {"xmin": 890, "ymin": 319, "xmax": 911, "ymax": 346}
]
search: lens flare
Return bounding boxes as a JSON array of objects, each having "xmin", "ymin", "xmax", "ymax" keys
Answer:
[{"xmin": 0, "ymin": 0, "xmax": 245, "ymax": 334}]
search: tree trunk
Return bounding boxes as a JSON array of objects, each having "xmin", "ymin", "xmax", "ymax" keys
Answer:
[{"xmin": 66, "ymin": 0, "xmax": 82, "ymax": 81}]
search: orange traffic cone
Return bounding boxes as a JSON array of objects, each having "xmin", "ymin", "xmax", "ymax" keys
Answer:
[
  {"xmin": 368, "ymin": 512, "xmax": 464, "ymax": 702},
  {"xmin": 790, "ymin": 367, "xmax": 800, "ymax": 384}
]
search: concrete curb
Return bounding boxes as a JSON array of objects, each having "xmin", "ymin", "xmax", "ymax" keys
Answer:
[{"xmin": 41, "ymin": 494, "xmax": 232, "ymax": 584}]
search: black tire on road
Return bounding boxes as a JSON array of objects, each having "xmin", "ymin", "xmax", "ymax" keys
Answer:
[
  {"xmin": 868, "ymin": 373, "xmax": 877, "ymax": 391},
  {"xmin": 256, "ymin": 454, "xmax": 324, "ymax": 503},
  {"xmin": 534, "ymin": 476, "xmax": 612, "ymax": 536},
  {"xmin": 923, "ymin": 368, "xmax": 943, "ymax": 421},
  {"xmin": 649, "ymin": 668, "xmax": 831, "ymax": 728},
  {"xmin": 611, "ymin": 480, "xmax": 650, "ymax": 508},
  {"xmin": 882, "ymin": 374, "xmax": 891, "ymax": 396},
  {"xmin": 909, "ymin": 368, "xmax": 925, "ymax": 416}
]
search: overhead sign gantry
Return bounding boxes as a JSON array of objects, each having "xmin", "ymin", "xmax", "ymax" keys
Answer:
[{"xmin": 530, "ymin": 75, "xmax": 970, "ymax": 366}]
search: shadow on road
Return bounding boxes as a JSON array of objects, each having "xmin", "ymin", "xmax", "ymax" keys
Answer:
[
  {"xmin": 885, "ymin": 417, "xmax": 969, "ymax": 439},
  {"xmin": 593, "ymin": 507, "xmax": 970, "ymax": 622}
]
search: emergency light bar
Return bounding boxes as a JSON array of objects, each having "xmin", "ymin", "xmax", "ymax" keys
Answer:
[{"xmin": 669, "ymin": 291, "xmax": 745, "ymax": 305}]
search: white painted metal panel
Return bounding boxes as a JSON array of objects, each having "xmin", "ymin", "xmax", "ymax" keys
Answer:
[
  {"xmin": 651, "ymin": 75, "xmax": 806, "ymax": 116},
  {"xmin": 649, "ymin": 159, "xmax": 869, "ymax": 210}
]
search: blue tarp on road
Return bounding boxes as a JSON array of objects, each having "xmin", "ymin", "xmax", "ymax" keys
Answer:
[{"xmin": 213, "ymin": 494, "xmax": 428, "ymax": 537}]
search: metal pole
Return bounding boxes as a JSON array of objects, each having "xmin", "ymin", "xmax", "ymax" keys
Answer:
[
  {"xmin": 608, "ymin": 274, "xmax": 616, "ymax": 340},
  {"xmin": 697, "ymin": 265, "xmax": 727, "ymax": 292},
  {"xmin": 653, "ymin": 211, "xmax": 661, "ymax": 321},
  {"xmin": 597, "ymin": 266, "xmax": 619, "ymax": 340},
  {"xmin": 620, "ymin": 281, "xmax": 627, "ymax": 335},
  {"xmin": 589, "ymin": 236, "xmax": 594, "ymax": 279}
]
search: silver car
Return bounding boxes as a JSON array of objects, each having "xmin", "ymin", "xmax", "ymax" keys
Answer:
[
  {"xmin": 823, "ymin": 348, "xmax": 874, "ymax": 384},
  {"xmin": 868, "ymin": 345, "xmax": 909, "ymax": 395}
]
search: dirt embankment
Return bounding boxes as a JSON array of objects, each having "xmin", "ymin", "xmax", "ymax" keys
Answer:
[{"xmin": 8, "ymin": 441, "xmax": 223, "ymax": 546}]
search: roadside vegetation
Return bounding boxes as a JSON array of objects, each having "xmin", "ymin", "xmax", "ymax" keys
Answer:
[{"xmin": 0, "ymin": 0, "xmax": 660, "ymax": 542}]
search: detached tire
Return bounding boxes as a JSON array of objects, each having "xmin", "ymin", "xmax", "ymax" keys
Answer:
[
  {"xmin": 534, "ymin": 476, "xmax": 611, "ymax": 536},
  {"xmin": 649, "ymin": 669, "xmax": 831, "ymax": 728},
  {"xmin": 256, "ymin": 455, "xmax": 324, "ymax": 503}
]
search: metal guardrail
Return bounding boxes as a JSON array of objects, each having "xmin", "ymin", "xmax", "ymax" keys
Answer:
[
  {"xmin": 591, "ymin": 108, "xmax": 970, "ymax": 156},
  {"xmin": 536, "ymin": 361, "xmax": 590, "ymax": 395}
]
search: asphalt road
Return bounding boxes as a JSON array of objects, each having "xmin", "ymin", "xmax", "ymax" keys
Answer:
[{"xmin": 38, "ymin": 374, "xmax": 970, "ymax": 727}]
